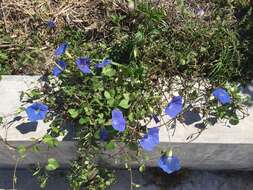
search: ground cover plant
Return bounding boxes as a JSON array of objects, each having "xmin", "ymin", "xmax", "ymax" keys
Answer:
[{"xmin": 0, "ymin": 0, "xmax": 253, "ymax": 189}]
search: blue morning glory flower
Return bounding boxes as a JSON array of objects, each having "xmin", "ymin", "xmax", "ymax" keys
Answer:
[
  {"xmin": 165, "ymin": 96, "xmax": 183, "ymax": 118},
  {"xmin": 212, "ymin": 88, "xmax": 231, "ymax": 105},
  {"xmin": 25, "ymin": 103, "xmax": 49, "ymax": 122},
  {"xmin": 158, "ymin": 155, "xmax": 181, "ymax": 174},
  {"xmin": 100, "ymin": 128, "xmax": 109, "ymax": 141},
  {"xmin": 152, "ymin": 114, "xmax": 160, "ymax": 123},
  {"xmin": 55, "ymin": 42, "xmax": 68, "ymax": 57},
  {"xmin": 112, "ymin": 109, "xmax": 126, "ymax": 132},
  {"xmin": 52, "ymin": 60, "xmax": 67, "ymax": 77},
  {"xmin": 76, "ymin": 57, "xmax": 92, "ymax": 74},
  {"xmin": 95, "ymin": 59, "xmax": 112, "ymax": 69},
  {"xmin": 140, "ymin": 127, "xmax": 159, "ymax": 151},
  {"xmin": 47, "ymin": 20, "xmax": 56, "ymax": 29}
]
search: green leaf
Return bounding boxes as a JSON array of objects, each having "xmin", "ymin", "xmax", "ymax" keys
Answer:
[
  {"xmin": 229, "ymin": 116, "xmax": 239, "ymax": 125},
  {"xmin": 17, "ymin": 145, "xmax": 26, "ymax": 158},
  {"xmin": 94, "ymin": 130, "xmax": 100, "ymax": 140},
  {"xmin": 79, "ymin": 117, "xmax": 89, "ymax": 125},
  {"xmin": 102, "ymin": 66, "xmax": 116, "ymax": 77},
  {"xmin": 39, "ymin": 176, "xmax": 48, "ymax": 189},
  {"xmin": 68, "ymin": 109, "xmax": 79, "ymax": 119},
  {"xmin": 32, "ymin": 145, "xmax": 40, "ymax": 153},
  {"xmin": 104, "ymin": 91, "xmax": 112, "ymax": 99},
  {"xmin": 29, "ymin": 89, "xmax": 41, "ymax": 99},
  {"xmin": 42, "ymin": 134, "xmax": 59, "ymax": 148},
  {"xmin": 106, "ymin": 141, "xmax": 116, "ymax": 150},
  {"xmin": 139, "ymin": 164, "xmax": 145, "ymax": 173},
  {"xmin": 107, "ymin": 99, "xmax": 115, "ymax": 107},
  {"xmin": 133, "ymin": 47, "xmax": 139, "ymax": 58},
  {"xmin": 0, "ymin": 116, "xmax": 3, "ymax": 125},
  {"xmin": 119, "ymin": 99, "xmax": 130, "ymax": 109},
  {"xmin": 128, "ymin": 112, "xmax": 134, "ymax": 122},
  {"xmin": 0, "ymin": 52, "xmax": 8, "ymax": 60},
  {"xmin": 123, "ymin": 93, "xmax": 130, "ymax": 101},
  {"xmin": 46, "ymin": 158, "xmax": 60, "ymax": 171}
]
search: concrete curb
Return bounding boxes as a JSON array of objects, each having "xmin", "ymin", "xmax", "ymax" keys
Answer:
[{"xmin": 0, "ymin": 76, "xmax": 253, "ymax": 169}]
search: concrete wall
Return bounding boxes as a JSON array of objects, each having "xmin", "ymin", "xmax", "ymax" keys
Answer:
[{"xmin": 0, "ymin": 76, "xmax": 253, "ymax": 169}]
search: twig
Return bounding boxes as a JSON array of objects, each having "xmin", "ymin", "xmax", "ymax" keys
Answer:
[
  {"xmin": 12, "ymin": 157, "xmax": 21, "ymax": 189},
  {"xmin": 0, "ymin": 0, "xmax": 9, "ymax": 32}
]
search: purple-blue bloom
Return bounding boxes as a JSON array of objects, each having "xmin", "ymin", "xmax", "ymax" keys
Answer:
[
  {"xmin": 152, "ymin": 114, "xmax": 160, "ymax": 123},
  {"xmin": 55, "ymin": 42, "xmax": 68, "ymax": 57},
  {"xmin": 76, "ymin": 57, "xmax": 92, "ymax": 74},
  {"xmin": 165, "ymin": 96, "xmax": 183, "ymax": 118},
  {"xmin": 112, "ymin": 109, "xmax": 126, "ymax": 132},
  {"xmin": 140, "ymin": 127, "xmax": 159, "ymax": 151},
  {"xmin": 52, "ymin": 60, "xmax": 67, "ymax": 77},
  {"xmin": 95, "ymin": 59, "xmax": 112, "ymax": 69},
  {"xmin": 158, "ymin": 155, "xmax": 181, "ymax": 174},
  {"xmin": 25, "ymin": 103, "xmax": 49, "ymax": 122},
  {"xmin": 100, "ymin": 128, "xmax": 109, "ymax": 141},
  {"xmin": 212, "ymin": 88, "xmax": 231, "ymax": 105},
  {"xmin": 47, "ymin": 20, "xmax": 56, "ymax": 29}
]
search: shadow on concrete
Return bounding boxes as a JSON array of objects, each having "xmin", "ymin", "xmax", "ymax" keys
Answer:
[
  {"xmin": 5, "ymin": 116, "xmax": 23, "ymax": 126},
  {"xmin": 183, "ymin": 111, "xmax": 202, "ymax": 125},
  {"xmin": 16, "ymin": 122, "xmax": 38, "ymax": 134},
  {"xmin": 0, "ymin": 169, "xmax": 69, "ymax": 190},
  {"xmin": 193, "ymin": 116, "xmax": 219, "ymax": 129},
  {"xmin": 194, "ymin": 123, "xmax": 206, "ymax": 130}
]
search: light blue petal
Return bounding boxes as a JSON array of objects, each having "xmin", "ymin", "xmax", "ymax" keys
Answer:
[
  {"xmin": 26, "ymin": 103, "xmax": 48, "ymax": 122},
  {"xmin": 158, "ymin": 155, "xmax": 181, "ymax": 174},
  {"xmin": 165, "ymin": 96, "xmax": 183, "ymax": 118},
  {"xmin": 112, "ymin": 109, "xmax": 126, "ymax": 132},
  {"xmin": 55, "ymin": 42, "xmax": 68, "ymax": 57},
  {"xmin": 212, "ymin": 88, "xmax": 231, "ymax": 104},
  {"xmin": 95, "ymin": 59, "xmax": 112, "ymax": 69},
  {"xmin": 140, "ymin": 127, "xmax": 159, "ymax": 151},
  {"xmin": 76, "ymin": 57, "xmax": 92, "ymax": 74},
  {"xmin": 140, "ymin": 134, "xmax": 156, "ymax": 151},
  {"xmin": 52, "ymin": 60, "xmax": 67, "ymax": 77}
]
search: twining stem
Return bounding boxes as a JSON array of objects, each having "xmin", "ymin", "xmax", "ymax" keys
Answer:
[
  {"xmin": 12, "ymin": 157, "xmax": 21, "ymax": 189},
  {"xmin": 129, "ymin": 167, "xmax": 133, "ymax": 190}
]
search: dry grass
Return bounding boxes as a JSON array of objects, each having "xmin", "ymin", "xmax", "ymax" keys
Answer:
[
  {"xmin": 0, "ymin": 0, "xmax": 112, "ymax": 41},
  {"xmin": 0, "ymin": 0, "xmax": 251, "ymax": 74},
  {"xmin": 0, "ymin": 0, "xmax": 153, "ymax": 74},
  {"xmin": 0, "ymin": 0, "xmax": 120, "ymax": 74}
]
